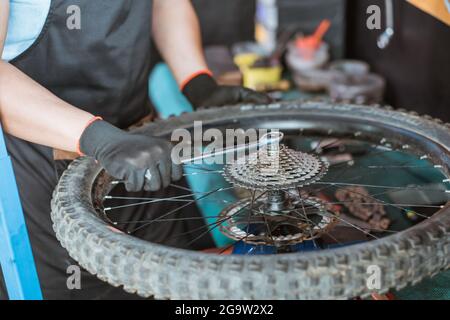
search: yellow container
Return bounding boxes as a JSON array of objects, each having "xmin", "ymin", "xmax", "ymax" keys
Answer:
[
  {"xmin": 243, "ymin": 66, "xmax": 282, "ymax": 91},
  {"xmin": 234, "ymin": 53, "xmax": 283, "ymax": 91}
]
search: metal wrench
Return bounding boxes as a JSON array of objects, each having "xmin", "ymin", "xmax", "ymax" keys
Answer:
[{"xmin": 143, "ymin": 131, "xmax": 284, "ymax": 182}]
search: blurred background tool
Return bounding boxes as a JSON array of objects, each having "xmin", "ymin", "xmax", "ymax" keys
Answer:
[
  {"xmin": 377, "ymin": 0, "xmax": 394, "ymax": 49},
  {"xmin": 295, "ymin": 19, "xmax": 331, "ymax": 58},
  {"xmin": 286, "ymin": 19, "xmax": 331, "ymax": 91}
]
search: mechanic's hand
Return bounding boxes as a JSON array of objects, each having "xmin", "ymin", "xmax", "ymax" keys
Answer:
[
  {"xmin": 182, "ymin": 72, "xmax": 272, "ymax": 109},
  {"xmin": 79, "ymin": 119, "xmax": 182, "ymax": 192}
]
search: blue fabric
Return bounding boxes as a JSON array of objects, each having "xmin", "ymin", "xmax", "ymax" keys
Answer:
[
  {"xmin": 149, "ymin": 63, "xmax": 236, "ymax": 247},
  {"xmin": 2, "ymin": 0, "xmax": 51, "ymax": 61}
]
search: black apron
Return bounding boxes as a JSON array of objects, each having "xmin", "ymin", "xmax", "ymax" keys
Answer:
[{"xmin": 1, "ymin": 0, "xmax": 213, "ymax": 300}]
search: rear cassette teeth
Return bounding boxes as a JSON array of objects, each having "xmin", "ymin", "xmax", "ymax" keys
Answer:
[{"xmin": 223, "ymin": 145, "xmax": 328, "ymax": 191}]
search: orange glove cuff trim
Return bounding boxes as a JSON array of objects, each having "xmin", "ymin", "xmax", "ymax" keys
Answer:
[
  {"xmin": 179, "ymin": 69, "xmax": 213, "ymax": 91},
  {"xmin": 76, "ymin": 116, "xmax": 103, "ymax": 156}
]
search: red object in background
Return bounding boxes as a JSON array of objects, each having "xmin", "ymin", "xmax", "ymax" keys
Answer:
[
  {"xmin": 296, "ymin": 19, "xmax": 331, "ymax": 50},
  {"xmin": 295, "ymin": 19, "xmax": 331, "ymax": 59}
]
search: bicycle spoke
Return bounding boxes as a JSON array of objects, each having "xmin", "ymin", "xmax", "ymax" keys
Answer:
[
  {"xmin": 103, "ymin": 187, "xmax": 234, "ymax": 212},
  {"xmin": 314, "ymin": 181, "xmax": 449, "ymax": 193},
  {"xmin": 100, "ymin": 128, "xmax": 448, "ymax": 256},
  {"xmin": 128, "ymin": 187, "xmax": 234, "ymax": 234},
  {"xmin": 182, "ymin": 191, "xmax": 268, "ymax": 247}
]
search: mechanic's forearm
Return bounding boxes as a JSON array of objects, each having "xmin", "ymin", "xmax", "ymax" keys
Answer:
[
  {"xmin": 152, "ymin": 0, "xmax": 208, "ymax": 85},
  {"xmin": 0, "ymin": 61, "xmax": 94, "ymax": 152}
]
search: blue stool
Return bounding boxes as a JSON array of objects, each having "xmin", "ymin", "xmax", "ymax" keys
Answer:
[{"xmin": 0, "ymin": 123, "xmax": 42, "ymax": 299}]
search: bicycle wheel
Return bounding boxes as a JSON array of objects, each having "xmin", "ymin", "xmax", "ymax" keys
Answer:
[{"xmin": 51, "ymin": 100, "xmax": 450, "ymax": 299}]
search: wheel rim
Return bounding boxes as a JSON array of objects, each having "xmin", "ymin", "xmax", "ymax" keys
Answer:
[
  {"xmin": 99, "ymin": 102, "xmax": 450, "ymax": 250},
  {"xmin": 52, "ymin": 101, "xmax": 450, "ymax": 299}
]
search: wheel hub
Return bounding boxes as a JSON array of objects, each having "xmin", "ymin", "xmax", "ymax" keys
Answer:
[
  {"xmin": 221, "ymin": 140, "xmax": 334, "ymax": 246},
  {"xmin": 219, "ymin": 195, "xmax": 337, "ymax": 246}
]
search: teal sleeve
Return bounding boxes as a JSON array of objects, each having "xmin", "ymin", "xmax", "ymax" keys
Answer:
[{"xmin": 149, "ymin": 63, "xmax": 236, "ymax": 247}]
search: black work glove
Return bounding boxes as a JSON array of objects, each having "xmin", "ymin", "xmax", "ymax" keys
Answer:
[
  {"xmin": 79, "ymin": 120, "xmax": 182, "ymax": 192},
  {"xmin": 182, "ymin": 73, "xmax": 272, "ymax": 109}
]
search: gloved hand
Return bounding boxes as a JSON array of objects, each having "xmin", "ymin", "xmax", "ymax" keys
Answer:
[
  {"xmin": 79, "ymin": 119, "xmax": 182, "ymax": 192},
  {"xmin": 182, "ymin": 71, "xmax": 272, "ymax": 109}
]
